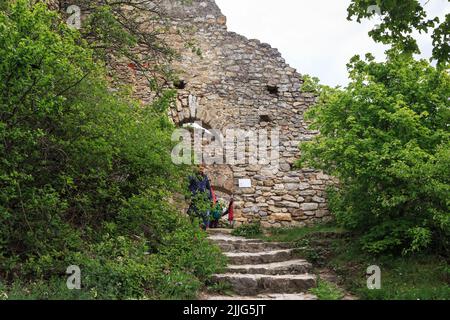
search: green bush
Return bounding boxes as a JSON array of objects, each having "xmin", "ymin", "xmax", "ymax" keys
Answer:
[
  {"xmin": 0, "ymin": 278, "xmax": 96, "ymax": 300},
  {"xmin": 0, "ymin": 1, "xmax": 224, "ymax": 299},
  {"xmin": 187, "ymin": 191, "xmax": 214, "ymax": 223},
  {"xmin": 299, "ymin": 51, "xmax": 450, "ymax": 255}
]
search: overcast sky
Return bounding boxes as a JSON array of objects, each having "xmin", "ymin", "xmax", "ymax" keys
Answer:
[{"xmin": 215, "ymin": 0, "xmax": 449, "ymax": 87}]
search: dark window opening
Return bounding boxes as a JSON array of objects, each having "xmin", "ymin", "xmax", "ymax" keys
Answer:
[
  {"xmin": 174, "ymin": 80, "xmax": 186, "ymax": 90},
  {"xmin": 259, "ymin": 115, "xmax": 272, "ymax": 123},
  {"xmin": 267, "ymin": 85, "xmax": 279, "ymax": 96}
]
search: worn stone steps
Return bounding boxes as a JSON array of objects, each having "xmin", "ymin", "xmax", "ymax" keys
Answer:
[
  {"xmin": 224, "ymin": 249, "xmax": 294, "ymax": 265},
  {"xmin": 226, "ymin": 259, "xmax": 312, "ymax": 275},
  {"xmin": 208, "ymin": 234, "xmax": 263, "ymax": 243},
  {"xmin": 207, "ymin": 228, "xmax": 233, "ymax": 235},
  {"xmin": 211, "ymin": 273, "xmax": 317, "ymax": 296},
  {"xmin": 205, "ymin": 293, "xmax": 318, "ymax": 300},
  {"xmin": 205, "ymin": 228, "xmax": 318, "ymax": 299},
  {"xmin": 218, "ymin": 241, "xmax": 291, "ymax": 253}
]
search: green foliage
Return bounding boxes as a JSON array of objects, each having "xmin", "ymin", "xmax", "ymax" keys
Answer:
[
  {"xmin": 231, "ymin": 222, "xmax": 262, "ymax": 238},
  {"xmin": 301, "ymin": 74, "xmax": 323, "ymax": 94},
  {"xmin": 56, "ymin": 0, "xmax": 177, "ymax": 86},
  {"xmin": 264, "ymin": 224, "xmax": 450, "ymax": 300},
  {"xmin": 299, "ymin": 51, "xmax": 450, "ymax": 255},
  {"xmin": 0, "ymin": 1, "xmax": 224, "ymax": 299},
  {"xmin": 67, "ymin": 219, "xmax": 225, "ymax": 300},
  {"xmin": 188, "ymin": 191, "xmax": 214, "ymax": 222},
  {"xmin": 331, "ymin": 240, "xmax": 450, "ymax": 300},
  {"xmin": 309, "ymin": 278, "xmax": 345, "ymax": 300},
  {"xmin": 205, "ymin": 281, "xmax": 233, "ymax": 296},
  {"xmin": 347, "ymin": 0, "xmax": 449, "ymax": 66},
  {"xmin": 261, "ymin": 224, "xmax": 346, "ymax": 265},
  {"xmin": 0, "ymin": 278, "xmax": 96, "ymax": 300},
  {"xmin": 261, "ymin": 224, "xmax": 344, "ymax": 243}
]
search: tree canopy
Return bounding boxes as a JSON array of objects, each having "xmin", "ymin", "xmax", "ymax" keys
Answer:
[
  {"xmin": 348, "ymin": 0, "xmax": 449, "ymax": 66},
  {"xmin": 300, "ymin": 51, "xmax": 449, "ymax": 255}
]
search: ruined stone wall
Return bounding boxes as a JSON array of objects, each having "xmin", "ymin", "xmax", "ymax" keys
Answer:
[{"xmin": 119, "ymin": 0, "xmax": 334, "ymax": 228}]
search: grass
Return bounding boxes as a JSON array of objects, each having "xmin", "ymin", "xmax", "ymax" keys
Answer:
[
  {"xmin": 231, "ymin": 222, "xmax": 262, "ymax": 238},
  {"xmin": 0, "ymin": 279, "xmax": 96, "ymax": 300},
  {"xmin": 256, "ymin": 223, "xmax": 450, "ymax": 300},
  {"xmin": 336, "ymin": 253, "xmax": 450, "ymax": 300},
  {"xmin": 259, "ymin": 224, "xmax": 345, "ymax": 242},
  {"xmin": 204, "ymin": 281, "xmax": 235, "ymax": 297},
  {"xmin": 309, "ymin": 278, "xmax": 345, "ymax": 300}
]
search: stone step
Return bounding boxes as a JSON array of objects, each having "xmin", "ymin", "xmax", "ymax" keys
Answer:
[
  {"xmin": 204, "ymin": 293, "xmax": 318, "ymax": 300},
  {"xmin": 216, "ymin": 241, "xmax": 291, "ymax": 253},
  {"xmin": 224, "ymin": 249, "xmax": 294, "ymax": 265},
  {"xmin": 208, "ymin": 234, "xmax": 263, "ymax": 243},
  {"xmin": 211, "ymin": 273, "xmax": 317, "ymax": 296},
  {"xmin": 206, "ymin": 228, "xmax": 233, "ymax": 235},
  {"xmin": 204, "ymin": 293, "xmax": 318, "ymax": 301},
  {"xmin": 226, "ymin": 259, "xmax": 312, "ymax": 275}
]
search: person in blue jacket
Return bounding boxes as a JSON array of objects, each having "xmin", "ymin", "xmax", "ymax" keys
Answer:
[{"xmin": 187, "ymin": 166, "xmax": 213, "ymax": 229}]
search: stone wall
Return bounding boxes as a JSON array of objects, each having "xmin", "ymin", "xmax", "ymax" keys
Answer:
[{"xmin": 116, "ymin": 0, "xmax": 334, "ymax": 228}]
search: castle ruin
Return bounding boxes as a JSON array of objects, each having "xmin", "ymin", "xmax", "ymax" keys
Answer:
[{"xmin": 122, "ymin": 0, "xmax": 334, "ymax": 228}]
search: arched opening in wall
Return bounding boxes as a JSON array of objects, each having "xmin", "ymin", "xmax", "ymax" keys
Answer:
[
  {"xmin": 212, "ymin": 187, "xmax": 234, "ymax": 224},
  {"xmin": 176, "ymin": 116, "xmax": 233, "ymax": 217},
  {"xmin": 267, "ymin": 85, "xmax": 279, "ymax": 96},
  {"xmin": 206, "ymin": 164, "xmax": 234, "ymax": 199},
  {"xmin": 213, "ymin": 186, "xmax": 233, "ymax": 202}
]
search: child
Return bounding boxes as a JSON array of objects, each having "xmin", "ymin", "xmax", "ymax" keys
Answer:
[
  {"xmin": 223, "ymin": 197, "xmax": 234, "ymax": 228},
  {"xmin": 210, "ymin": 202, "xmax": 223, "ymax": 228}
]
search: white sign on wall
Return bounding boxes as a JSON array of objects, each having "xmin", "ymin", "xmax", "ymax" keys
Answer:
[{"xmin": 238, "ymin": 179, "xmax": 252, "ymax": 188}]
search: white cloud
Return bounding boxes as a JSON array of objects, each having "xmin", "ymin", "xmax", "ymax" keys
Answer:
[{"xmin": 215, "ymin": 0, "xmax": 449, "ymax": 87}]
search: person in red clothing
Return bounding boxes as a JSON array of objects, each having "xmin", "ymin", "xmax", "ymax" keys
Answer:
[{"xmin": 223, "ymin": 197, "xmax": 234, "ymax": 228}]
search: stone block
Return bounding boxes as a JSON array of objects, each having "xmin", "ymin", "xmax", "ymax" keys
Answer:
[
  {"xmin": 300, "ymin": 203, "xmax": 319, "ymax": 211},
  {"xmin": 271, "ymin": 213, "xmax": 292, "ymax": 222}
]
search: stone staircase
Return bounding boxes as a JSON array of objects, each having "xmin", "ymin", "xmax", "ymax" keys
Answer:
[{"xmin": 204, "ymin": 229, "xmax": 318, "ymax": 300}]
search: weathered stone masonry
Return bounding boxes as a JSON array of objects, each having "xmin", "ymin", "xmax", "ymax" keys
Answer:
[{"xmin": 123, "ymin": 0, "xmax": 334, "ymax": 227}]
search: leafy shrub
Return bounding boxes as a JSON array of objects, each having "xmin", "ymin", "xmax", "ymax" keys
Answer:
[
  {"xmin": 0, "ymin": 278, "xmax": 96, "ymax": 300},
  {"xmin": 299, "ymin": 51, "xmax": 450, "ymax": 255},
  {"xmin": 187, "ymin": 191, "xmax": 214, "ymax": 223},
  {"xmin": 0, "ymin": 1, "xmax": 224, "ymax": 299}
]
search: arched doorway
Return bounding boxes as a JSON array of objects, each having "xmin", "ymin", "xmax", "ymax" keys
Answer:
[{"xmin": 207, "ymin": 164, "xmax": 235, "ymax": 196}]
